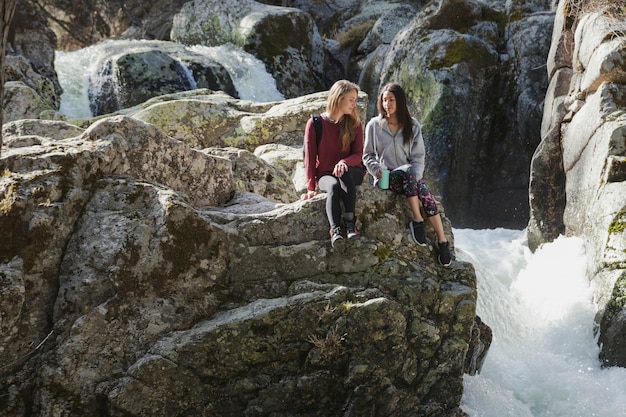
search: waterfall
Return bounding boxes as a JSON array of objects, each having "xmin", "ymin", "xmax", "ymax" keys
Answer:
[
  {"xmin": 456, "ymin": 228, "xmax": 626, "ymax": 417},
  {"xmin": 55, "ymin": 40, "xmax": 284, "ymax": 119},
  {"xmin": 188, "ymin": 44, "xmax": 285, "ymax": 103},
  {"xmin": 56, "ymin": 48, "xmax": 93, "ymax": 119}
]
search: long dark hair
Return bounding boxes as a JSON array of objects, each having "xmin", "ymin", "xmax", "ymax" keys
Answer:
[{"xmin": 377, "ymin": 82, "xmax": 413, "ymax": 146}]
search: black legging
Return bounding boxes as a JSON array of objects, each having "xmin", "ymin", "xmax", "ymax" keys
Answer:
[{"xmin": 318, "ymin": 166, "xmax": 364, "ymax": 229}]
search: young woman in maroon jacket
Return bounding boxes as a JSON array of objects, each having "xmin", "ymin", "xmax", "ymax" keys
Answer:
[{"xmin": 301, "ymin": 80, "xmax": 365, "ymax": 248}]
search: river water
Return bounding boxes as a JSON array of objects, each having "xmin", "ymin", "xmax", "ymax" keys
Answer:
[
  {"xmin": 55, "ymin": 42, "xmax": 626, "ymax": 417},
  {"xmin": 55, "ymin": 40, "xmax": 284, "ymax": 118},
  {"xmin": 456, "ymin": 228, "xmax": 626, "ymax": 417}
]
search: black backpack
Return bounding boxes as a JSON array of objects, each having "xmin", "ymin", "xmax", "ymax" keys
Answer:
[{"xmin": 303, "ymin": 114, "xmax": 323, "ymax": 159}]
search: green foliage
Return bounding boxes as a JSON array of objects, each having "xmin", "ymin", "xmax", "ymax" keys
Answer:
[
  {"xmin": 441, "ymin": 38, "xmax": 474, "ymax": 68},
  {"xmin": 608, "ymin": 209, "xmax": 626, "ymax": 234},
  {"xmin": 481, "ymin": 5, "xmax": 508, "ymax": 32},
  {"xmin": 374, "ymin": 244, "xmax": 392, "ymax": 262},
  {"xmin": 337, "ymin": 19, "xmax": 376, "ymax": 49},
  {"xmin": 397, "ymin": 65, "xmax": 441, "ymax": 122},
  {"xmin": 604, "ymin": 271, "xmax": 626, "ymax": 322}
]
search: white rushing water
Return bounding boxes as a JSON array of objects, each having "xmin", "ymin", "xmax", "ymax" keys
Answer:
[
  {"xmin": 55, "ymin": 48, "xmax": 93, "ymax": 118},
  {"xmin": 55, "ymin": 40, "xmax": 284, "ymax": 119},
  {"xmin": 456, "ymin": 228, "xmax": 626, "ymax": 417},
  {"xmin": 188, "ymin": 43, "xmax": 285, "ymax": 103}
]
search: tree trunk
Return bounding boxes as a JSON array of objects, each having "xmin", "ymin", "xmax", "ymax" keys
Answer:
[{"xmin": 0, "ymin": 0, "xmax": 18, "ymax": 157}]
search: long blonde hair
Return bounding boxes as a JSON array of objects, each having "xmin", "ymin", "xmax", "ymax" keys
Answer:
[{"xmin": 326, "ymin": 80, "xmax": 361, "ymax": 151}]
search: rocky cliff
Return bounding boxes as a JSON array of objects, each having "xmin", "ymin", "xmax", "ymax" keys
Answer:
[
  {"xmin": 0, "ymin": 94, "xmax": 486, "ymax": 416},
  {"xmin": 527, "ymin": 0, "xmax": 626, "ymax": 366}
]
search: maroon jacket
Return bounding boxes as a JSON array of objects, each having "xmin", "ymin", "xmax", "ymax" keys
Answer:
[{"xmin": 303, "ymin": 117, "xmax": 364, "ymax": 192}]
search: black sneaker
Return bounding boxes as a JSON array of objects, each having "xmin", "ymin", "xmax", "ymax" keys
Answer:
[
  {"xmin": 409, "ymin": 220, "xmax": 427, "ymax": 246},
  {"xmin": 435, "ymin": 240, "xmax": 451, "ymax": 266},
  {"xmin": 330, "ymin": 226, "xmax": 344, "ymax": 248},
  {"xmin": 345, "ymin": 220, "xmax": 358, "ymax": 239}
]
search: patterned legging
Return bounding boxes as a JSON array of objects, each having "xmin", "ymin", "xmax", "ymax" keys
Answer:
[{"xmin": 389, "ymin": 167, "xmax": 439, "ymax": 216}]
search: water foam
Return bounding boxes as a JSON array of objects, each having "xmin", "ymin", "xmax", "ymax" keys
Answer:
[{"xmin": 456, "ymin": 228, "xmax": 626, "ymax": 417}]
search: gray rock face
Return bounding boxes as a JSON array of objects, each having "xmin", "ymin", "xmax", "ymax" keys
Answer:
[
  {"xmin": 528, "ymin": 2, "xmax": 626, "ymax": 366},
  {"xmin": 3, "ymin": 80, "xmax": 51, "ymax": 122},
  {"xmin": 36, "ymin": 0, "xmax": 190, "ymax": 50},
  {"xmin": 356, "ymin": 0, "xmax": 553, "ymax": 229},
  {"xmin": 89, "ymin": 50, "xmax": 195, "ymax": 116},
  {"xmin": 171, "ymin": 0, "xmax": 325, "ymax": 98},
  {"xmin": 129, "ymin": 89, "xmax": 368, "ymax": 158},
  {"xmin": 8, "ymin": 1, "xmax": 60, "ymax": 96},
  {"xmin": 0, "ymin": 97, "xmax": 484, "ymax": 416},
  {"xmin": 3, "ymin": 1, "xmax": 61, "ymax": 121}
]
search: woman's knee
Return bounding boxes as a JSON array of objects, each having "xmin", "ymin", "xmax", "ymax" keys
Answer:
[
  {"xmin": 319, "ymin": 176, "xmax": 339, "ymax": 192},
  {"xmin": 423, "ymin": 204, "xmax": 439, "ymax": 217},
  {"xmin": 418, "ymin": 183, "xmax": 439, "ymax": 216}
]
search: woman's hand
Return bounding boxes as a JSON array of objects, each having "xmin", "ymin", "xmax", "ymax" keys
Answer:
[
  {"xmin": 375, "ymin": 167, "xmax": 382, "ymax": 179},
  {"xmin": 301, "ymin": 190, "xmax": 317, "ymax": 200},
  {"xmin": 333, "ymin": 160, "xmax": 348, "ymax": 177}
]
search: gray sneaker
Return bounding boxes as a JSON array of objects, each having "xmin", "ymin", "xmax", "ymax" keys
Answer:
[
  {"xmin": 435, "ymin": 240, "xmax": 452, "ymax": 266},
  {"xmin": 409, "ymin": 220, "xmax": 427, "ymax": 246}
]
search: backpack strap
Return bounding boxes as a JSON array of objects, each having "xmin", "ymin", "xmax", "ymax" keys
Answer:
[{"xmin": 311, "ymin": 114, "xmax": 323, "ymax": 146}]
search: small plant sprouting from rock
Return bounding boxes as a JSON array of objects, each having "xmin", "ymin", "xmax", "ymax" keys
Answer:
[
  {"xmin": 565, "ymin": 0, "xmax": 626, "ymax": 36},
  {"xmin": 0, "ymin": 182, "xmax": 17, "ymax": 214},
  {"xmin": 172, "ymin": 282, "xmax": 219, "ymax": 319},
  {"xmin": 307, "ymin": 325, "xmax": 347, "ymax": 357},
  {"xmin": 313, "ymin": 300, "xmax": 335, "ymax": 324},
  {"xmin": 566, "ymin": 0, "xmax": 626, "ymax": 17}
]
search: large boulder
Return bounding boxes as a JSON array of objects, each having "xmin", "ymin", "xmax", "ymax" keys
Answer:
[
  {"xmin": 171, "ymin": 0, "xmax": 325, "ymax": 98},
  {"xmin": 3, "ymin": 0, "xmax": 62, "ymax": 121},
  {"xmin": 2, "ymin": 119, "xmax": 84, "ymax": 144},
  {"xmin": 2, "ymin": 81, "xmax": 51, "ymax": 122},
  {"xmin": 90, "ymin": 49, "xmax": 194, "ymax": 116},
  {"xmin": 0, "ymin": 108, "xmax": 486, "ymax": 417},
  {"xmin": 130, "ymin": 89, "xmax": 369, "ymax": 152}
]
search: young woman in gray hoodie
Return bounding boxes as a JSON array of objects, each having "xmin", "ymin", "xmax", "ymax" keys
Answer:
[{"xmin": 363, "ymin": 82, "xmax": 451, "ymax": 266}]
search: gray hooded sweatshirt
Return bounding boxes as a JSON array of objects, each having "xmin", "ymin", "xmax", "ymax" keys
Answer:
[{"xmin": 362, "ymin": 115, "xmax": 425, "ymax": 186}]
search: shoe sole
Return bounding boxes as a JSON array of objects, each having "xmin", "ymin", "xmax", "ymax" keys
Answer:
[
  {"xmin": 331, "ymin": 237, "xmax": 344, "ymax": 248},
  {"xmin": 435, "ymin": 242, "xmax": 451, "ymax": 266}
]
